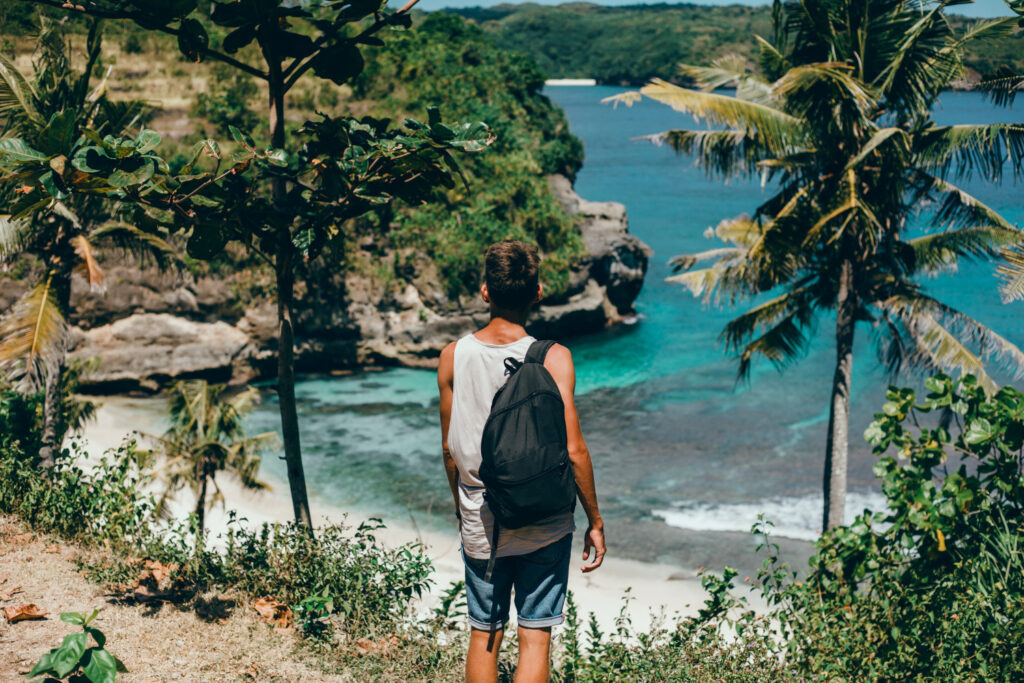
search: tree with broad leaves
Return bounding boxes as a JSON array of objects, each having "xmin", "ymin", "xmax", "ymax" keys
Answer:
[
  {"xmin": 0, "ymin": 18, "xmax": 175, "ymax": 468},
  {"xmin": 610, "ymin": 0, "xmax": 1024, "ymax": 531},
  {"xmin": 6, "ymin": 0, "xmax": 492, "ymax": 530}
]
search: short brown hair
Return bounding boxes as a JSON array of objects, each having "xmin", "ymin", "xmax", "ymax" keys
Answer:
[{"xmin": 484, "ymin": 240, "xmax": 540, "ymax": 310}]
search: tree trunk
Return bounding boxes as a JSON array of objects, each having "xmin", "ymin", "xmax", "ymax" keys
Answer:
[
  {"xmin": 38, "ymin": 232, "xmax": 74, "ymax": 470},
  {"xmin": 822, "ymin": 259, "xmax": 855, "ymax": 532},
  {"xmin": 268, "ymin": 57, "xmax": 312, "ymax": 530}
]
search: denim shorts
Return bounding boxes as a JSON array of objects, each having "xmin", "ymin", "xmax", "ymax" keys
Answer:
[{"xmin": 462, "ymin": 533, "xmax": 572, "ymax": 631}]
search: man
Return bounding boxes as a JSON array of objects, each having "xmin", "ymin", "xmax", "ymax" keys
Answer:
[{"xmin": 437, "ymin": 240, "xmax": 606, "ymax": 683}]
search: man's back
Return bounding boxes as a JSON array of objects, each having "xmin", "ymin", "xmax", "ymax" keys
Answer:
[
  {"xmin": 437, "ymin": 239, "xmax": 604, "ymax": 683},
  {"xmin": 448, "ymin": 333, "xmax": 576, "ymax": 560}
]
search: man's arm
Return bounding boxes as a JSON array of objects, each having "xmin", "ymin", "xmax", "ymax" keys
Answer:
[
  {"xmin": 438, "ymin": 341, "xmax": 460, "ymax": 520},
  {"xmin": 545, "ymin": 343, "xmax": 606, "ymax": 573}
]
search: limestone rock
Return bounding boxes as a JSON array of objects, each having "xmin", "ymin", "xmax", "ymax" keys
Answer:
[
  {"xmin": 69, "ymin": 313, "xmax": 250, "ymax": 391},
  {"xmin": 56, "ymin": 174, "xmax": 651, "ymax": 390}
]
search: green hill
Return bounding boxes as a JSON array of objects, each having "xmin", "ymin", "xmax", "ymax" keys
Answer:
[{"xmin": 448, "ymin": 2, "xmax": 1024, "ymax": 85}]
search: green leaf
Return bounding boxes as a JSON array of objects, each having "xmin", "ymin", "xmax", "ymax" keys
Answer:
[
  {"xmin": 0, "ymin": 138, "xmax": 47, "ymax": 163},
  {"xmin": 40, "ymin": 110, "xmax": 78, "ymax": 155},
  {"xmin": 186, "ymin": 223, "xmax": 230, "ymax": 259},
  {"xmin": 964, "ymin": 418, "xmax": 996, "ymax": 445},
  {"xmin": 28, "ymin": 650, "xmax": 55, "ymax": 677},
  {"xmin": 136, "ymin": 129, "xmax": 162, "ymax": 154},
  {"xmin": 273, "ymin": 31, "xmax": 316, "ymax": 59},
  {"xmin": 864, "ymin": 422, "xmax": 886, "ymax": 446},
  {"xmin": 82, "ymin": 647, "xmax": 118, "ymax": 683},
  {"xmin": 229, "ymin": 125, "xmax": 256, "ymax": 151},
  {"xmin": 177, "ymin": 17, "xmax": 209, "ymax": 62},
  {"xmin": 221, "ymin": 24, "xmax": 257, "ymax": 53},
  {"xmin": 52, "ymin": 632, "xmax": 89, "ymax": 678},
  {"xmin": 108, "ymin": 159, "xmax": 156, "ymax": 187},
  {"xmin": 60, "ymin": 612, "xmax": 86, "ymax": 625},
  {"xmin": 311, "ymin": 43, "xmax": 364, "ymax": 85},
  {"xmin": 264, "ymin": 148, "xmax": 288, "ymax": 167}
]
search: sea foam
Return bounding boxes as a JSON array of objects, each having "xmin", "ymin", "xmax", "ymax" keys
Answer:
[{"xmin": 653, "ymin": 490, "xmax": 889, "ymax": 542}]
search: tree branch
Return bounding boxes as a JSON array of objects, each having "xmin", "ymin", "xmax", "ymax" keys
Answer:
[
  {"xmin": 282, "ymin": 0, "xmax": 421, "ymax": 92},
  {"xmin": 21, "ymin": 0, "xmax": 269, "ymax": 80}
]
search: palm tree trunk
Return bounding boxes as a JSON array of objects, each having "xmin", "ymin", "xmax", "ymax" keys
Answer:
[
  {"xmin": 38, "ymin": 236, "xmax": 74, "ymax": 470},
  {"xmin": 822, "ymin": 259, "xmax": 855, "ymax": 532},
  {"xmin": 267, "ymin": 56, "xmax": 312, "ymax": 530},
  {"xmin": 195, "ymin": 473, "xmax": 208, "ymax": 543}
]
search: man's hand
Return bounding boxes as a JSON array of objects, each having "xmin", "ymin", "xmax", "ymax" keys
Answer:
[{"xmin": 581, "ymin": 524, "xmax": 605, "ymax": 573}]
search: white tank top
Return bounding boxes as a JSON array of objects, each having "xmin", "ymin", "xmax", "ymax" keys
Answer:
[{"xmin": 449, "ymin": 333, "xmax": 575, "ymax": 559}]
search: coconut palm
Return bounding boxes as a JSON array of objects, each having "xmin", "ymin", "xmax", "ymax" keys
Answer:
[
  {"xmin": 610, "ymin": 0, "xmax": 1024, "ymax": 531},
  {"xmin": 0, "ymin": 18, "xmax": 175, "ymax": 466},
  {"xmin": 152, "ymin": 381, "xmax": 274, "ymax": 542}
]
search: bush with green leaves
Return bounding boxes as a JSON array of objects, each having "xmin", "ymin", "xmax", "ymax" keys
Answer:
[
  {"xmin": 0, "ymin": 442, "xmax": 155, "ymax": 551},
  {"xmin": 29, "ymin": 610, "xmax": 126, "ymax": 683},
  {"xmin": 704, "ymin": 374, "xmax": 1024, "ymax": 680},
  {"xmin": 223, "ymin": 518, "xmax": 432, "ymax": 638}
]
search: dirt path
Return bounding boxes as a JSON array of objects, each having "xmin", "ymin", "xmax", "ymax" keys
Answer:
[{"xmin": 0, "ymin": 517, "xmax": 340, "ymax": 683}]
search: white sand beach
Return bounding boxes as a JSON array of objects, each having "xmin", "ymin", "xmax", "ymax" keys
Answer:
[{"xmin": 79, "ymin": 395, "xmax": 765, "ymax": 635}]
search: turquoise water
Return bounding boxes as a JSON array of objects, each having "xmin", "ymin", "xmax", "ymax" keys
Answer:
[{"xmin": 252, "ymin": 88, "xmax": 1023, "ymax": 568}]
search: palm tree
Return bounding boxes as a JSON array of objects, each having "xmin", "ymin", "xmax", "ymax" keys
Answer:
[
  {"xmin": 610, "ymin": 0, "xmax": 1024, "ymax": 531},
  {"xmin": 0, "ymin": 18, "xmax": 175, "ymax": 467},
  {"xmin": 152, "ymin": 381, "xmax": 274, "ymax": 542}
]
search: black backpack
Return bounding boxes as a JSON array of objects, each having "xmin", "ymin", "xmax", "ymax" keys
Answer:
[{"xmin": 479, "ymin": 340, "xmax": 577, "ymax": 531}]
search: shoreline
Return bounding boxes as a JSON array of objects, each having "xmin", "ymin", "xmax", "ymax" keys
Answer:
[{"xmin": 79, "ymin": 395, "xmax": 767, "ymax": 634}]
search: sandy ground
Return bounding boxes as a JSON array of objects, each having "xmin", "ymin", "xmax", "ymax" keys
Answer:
[
  {"xmin": 76, "ymin": 396, "xmax": 764, "ymax": 637},
  {"xmin": 0, "ymin": 517, "xmax": 339, "ymax": 683}
]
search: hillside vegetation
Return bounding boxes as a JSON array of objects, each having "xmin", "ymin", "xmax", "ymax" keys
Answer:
[
  {"xmin": 0, "ymin": 8, "xmax": 587, "ymax": 302},
  {"xmin": 451, "ymin": 2, "xmax": 1024, "ymax": 85}
]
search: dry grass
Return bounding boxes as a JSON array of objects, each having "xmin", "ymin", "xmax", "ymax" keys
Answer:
[{"xmin": 0, "ymin": 516, "xmax": 343, "ymax": 683}]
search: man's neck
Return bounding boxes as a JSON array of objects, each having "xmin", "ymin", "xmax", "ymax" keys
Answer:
[{"xmin": 475, "ymin": 311, "xmax": 530, "ymax": 345}]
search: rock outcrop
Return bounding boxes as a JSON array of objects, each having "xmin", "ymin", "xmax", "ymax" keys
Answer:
[{"xmin": 53, "ymin": 174, "xmax": 651, "ymax": 392}]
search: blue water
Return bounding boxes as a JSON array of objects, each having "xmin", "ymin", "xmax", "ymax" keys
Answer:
[{"xmin": 251, "ymin": 88, "xmax": 1023, "ymax": 568}]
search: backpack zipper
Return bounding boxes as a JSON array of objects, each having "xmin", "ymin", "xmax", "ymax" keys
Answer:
[{"xmin": 487, "ymin": 455, "xmax": 570, "ymax": 486}]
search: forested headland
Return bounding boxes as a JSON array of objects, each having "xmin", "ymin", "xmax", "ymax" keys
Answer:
[{"xmin": 450, "ymin": 2, "xmax": 1024, "ymax": 85}]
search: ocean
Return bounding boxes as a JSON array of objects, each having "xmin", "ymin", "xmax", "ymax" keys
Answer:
[{"xmin": 251, "ymin": 87, "xmax": 1023, "ymax": 573}]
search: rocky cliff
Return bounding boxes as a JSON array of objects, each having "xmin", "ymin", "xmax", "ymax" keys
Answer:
[{"xmin": 1, "ymin": 176, "xmax": 651, "ymax": 392}]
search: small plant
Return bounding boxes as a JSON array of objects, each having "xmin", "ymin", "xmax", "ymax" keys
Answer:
[
  {"xmin": 293, "ymin": 590, "xmax": 335, "ymax": 641},
  {"xmin": 29, "ymin": 610, "xmax": 125, "ymax": 683}
]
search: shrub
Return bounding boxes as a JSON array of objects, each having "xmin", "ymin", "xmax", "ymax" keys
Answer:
[
  {"xmin": 0, "ymin": 442, "xmax": 156, "ymax": 551},
  {"xmin": 223, "ymin": 518, "xmax": 433, "ymax": 637},
  {"xmin": 742, "ymin": 374, "xmax": 1024, "ymax": 679}
]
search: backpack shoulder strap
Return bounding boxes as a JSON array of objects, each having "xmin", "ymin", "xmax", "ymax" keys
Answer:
[{"xmin": 525, "ymin": 339, "xmax": 557, "ymax": 365}]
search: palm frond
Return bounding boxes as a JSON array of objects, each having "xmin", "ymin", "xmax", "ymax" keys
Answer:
[
  {"xmin": 917, "ymin": 123, "xmax": 1024, "ymax": 180},
  {"xmin": 951, "ymin": 16, "xmax": 1018, "ymax": 51},
  {"xmin": 680, "ymin": 56, "xmax": 778, "ymax": 106},
  {"xmin": 92, "ymin": 221, "xmax": 180, "ymax": 267},
  {"xmin": 885, "ymin": 293, "xmax": 1024, "ymax": 393},
  {"xmin": 773, "ymin": 63, "xmax": 876, "ymax": 119},
  {"xmin": 0, "ymin": 214, "xmax": 31, "ymax": 262},
  {"xmin": 71, "ymin": 234, "xmax": 105, "ymax": 292},
  {"xmin": 915, "ymin": 173, "xmax": 1015, "ymax": 230},
  {"xmin": 721, "ymin": 286, "xmax": 814, "ymax": 352},
  {"xmin": 875, "ymin": 1, "xmax": 961, "ymax": 113},
  {"xmin": 845, "ymin": 127, "xmax": 909, "ymax": 172},
  {"xmin": 633, "ymin": 78, "xmax": 803, "ymax": 153},
  {"xmin": 909, "ymin": 225, "xmax": 1023, "ymax": 276},
  {"xmin": 0, "ymin": 52, "xmax": 43, "ymax": 131},
  {"xmin": 735, "ymin": 307, "xmax": 813, "ymax": 381},
  {"xmin": 640, "ymin": 129, "xmax": 783, "ymax": 178},
  {"xmin": 0, "ymin": 276, "xmax": 66, "ymax": 389},
  {"xmin": 979, "ymin": 68, "xmax": 1024, "ymax": 108},
  {"xmin": 996, "ymin": 243, "xmax": 1024, "ymax": 303}
]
